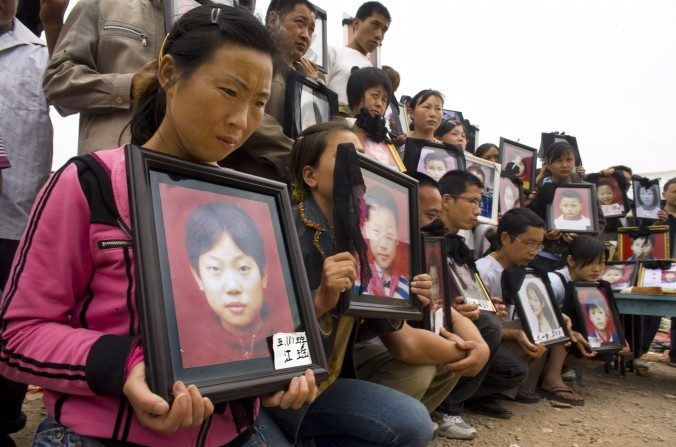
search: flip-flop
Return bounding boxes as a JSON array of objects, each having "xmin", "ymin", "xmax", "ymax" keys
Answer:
[{"xmin": 538, "ymin": 385, "xmax": 585, "ymax": 406}]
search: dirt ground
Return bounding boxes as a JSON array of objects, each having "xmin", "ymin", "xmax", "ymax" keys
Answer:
[{"xmin": 10, "ymin": 353, "xmax": 676, "ymax": 447}]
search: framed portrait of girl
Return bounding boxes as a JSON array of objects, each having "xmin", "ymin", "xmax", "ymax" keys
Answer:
[
  {"xmin": 447, "ymin": 259, "xmax": 496, "ymax": 313},
  {"xmin": 403, "ymin": 138, "xmax": 466, "ymax": 182},
  {"xmin": 421, "ymin": 234, "xmax": 452, "ymax": 333},
  {"xmin": 498, "ymin": 138, "xmax": 537, "ymax": 193},
  {"xmin": 632, "ymin": 178, "xmax": 661, "ymax": 220},
  {"xmin": 571, "ymin": 283, "xmax": 625, "ymax": 353},
  {"xmin": 586, "ymin": 171, "xmax": 631, "ymax": 218},
  {"xmin": 498, "ymin": 175, "xmax": 524, "ymax": 214},
  {"xmin": 127, "ymin": 146, "xmax": 327, "ymax": 404}
]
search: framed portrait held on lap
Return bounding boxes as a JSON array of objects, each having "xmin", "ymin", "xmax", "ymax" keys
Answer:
[
  {"xmin": 447, "ymin": 259, "xmax": 496, "ymax": 313},
  {"xmin": 465, "ymin": 153, "xmax": 501, "ymax": 225},
  {"xmin": 421, "ymin": 234, "xmax": 452, "ymax": 334},
  {"xmin": 341, "ymin": 154, "xmax": 422, "ymax": 320},
  {"xmin": 600, "ymin": 261, "xmax": 638, "ymax": 292},
  {"xmin": 571, "ymin": 283, "xmax": 625, "ymax": 353},
  {"xmin": 617, "ymin": 226, "xmax": 670, "ymax": 261},
  {"xmin": 498, "ymin": 138, "xmax": 538, "ymax": 193},
  {"xmin": 512, "ymin": 270, "xmax": 569, "ymax": 346},
  {"xmin": 545, "ymin": 183, "xmax": 600, "ymax": 234},
  {"xmin": 403, "ymin": 138, "xmax": 465, "ymax": 182},
  {"xmin": 126, "ymin": 146, "xmax": 328, "ymax": 404}
]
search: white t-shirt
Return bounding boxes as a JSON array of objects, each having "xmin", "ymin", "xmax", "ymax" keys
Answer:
[
  {"xmin": 326, "ymin": 46, "xmax": 373, "ymax": 106},
  {"xmin": 553, "ymin": 215, "xmax": 591, "ymax": 231},
  {"xmin": 476, "ymin": 255, "xmax": 503, "ymax": 298}
]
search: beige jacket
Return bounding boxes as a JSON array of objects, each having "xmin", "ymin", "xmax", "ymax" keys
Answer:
[{"xmin": 43, "ymin": 0, "xmax": 164, "ymax": 154}]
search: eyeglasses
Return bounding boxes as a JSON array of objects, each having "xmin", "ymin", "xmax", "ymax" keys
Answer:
[
  {"xmin": 511, "ymin": 235, "xmax": 544, "ymax": 252},
  {"xmin": 452, "ymin": 195, "xmax": 482, "ymax": 210}
]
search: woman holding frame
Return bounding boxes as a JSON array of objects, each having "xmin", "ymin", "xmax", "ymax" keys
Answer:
[
  {"xmin": 0, "ymin": 6, "xmax": 316, "ymax": 446},
  {"xmin": 405, "ymin": 89, "xmax": 445, "ymax": 143}
]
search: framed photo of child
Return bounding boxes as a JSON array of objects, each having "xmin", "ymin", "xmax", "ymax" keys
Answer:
[
  {"xmin": 571, "ymin": 283, "xmax": 625, "ymax": 353},
  {"xmin": 126, "ymin": 146, "xmax": 328, "ymax": 404},
  {"xmin": 421, "ymin": 234, "xmax": 452, "ymax": 333},
  {"xmin": 303, "ymin": 3, "xmax": 327, "ymax": 73},
  {"xmin": 631, "ymin": 178, "xmax": 662, "ymax": 220},
  {"xmin": 600, "ymin": 261, "xmax": 638, "ymax": 292},
  {"xmin": 540, "ymin": 132, "xmax": 582, "ymax": 167},
  {"xmin": 397, "ymin": 103, "xmax": 410, "ymax": 136},
  {"xmin": 617, "ymin": 226, "xmax": 670, "ymax": 261},
  {"xmin": 585, "ymin": 172, "xmax": 630, "ymax": 218},
  {"xmin": 498, "ymin": 138, "xmax": 537, "ymax": 193},
  {"xmin": 342, "ymin": 154, "xmax": 423, "ymax": 320},
  {"xmin": 447, "ymin": 259, "xmax": 496, "ymax": 313},
  {"xmin": 498, "ymin": 175, "xmax": 524, "ymax": 214},
  {"xmin": 360, "ymin": 135, "xmax": 405, "ymax": 172},
  {"xmin": 513, "ymin": 270, "xmax": 569, "ymax": 346},
  {"xmin": 545, "ymin": 183, "xmax": 600, "ymax": 234},
  {"xmin": 403, "ymin": 138, "xmax": 466, "ymax": 183},
  {"xmin": 637, "ymin": 261, "xmax": 676, "ymax": 294},
  {"xmin": 283, "ymin": 70, "xmax": 338, "ymax": 139},
  {"xmin": 465, "ymin": 153, "xmax": 501, "ymax": 225}
]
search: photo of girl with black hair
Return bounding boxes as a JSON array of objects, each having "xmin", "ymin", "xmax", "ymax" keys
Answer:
[
  {"xmin": 633, "ymin": 181, "xmax": 661, "ymax": 219},
  {"xmin": 596, "ymin": 178, "xmax": 624, "ymax": 217}
]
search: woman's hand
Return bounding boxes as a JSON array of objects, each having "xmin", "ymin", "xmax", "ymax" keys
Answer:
[
  {"xmin": 524, "ymin": 190, "xmax": 538, "ymax": 207},
  {"xmin": 452, "ymin": 296, "xmax": 480, "ymax": 321},
  {"xmin": 314, "ymin": 252, "xmax": 356, "ymax": 317},
  {"xmin": 544, "ymin": 228, "xmax": 562, "ymax": 241},
  {"xmin": 576, "ymin": 166, "xmax": 586, "ymax": 176},
  {"xmin": 561, "ymin": 232, "xmax": 578, "ymax": 244},
  {"xmin": 123, "ymin": 363, "xmax": 214, "ymax": 434},
  {"xmin": 571, "ymin": 330, "xmax": 598, "ymax": 359},
  {"xmin": 261, "ymin": 369, "xmax": 317, "ymax": 410},
  {"xmin": 656, "ymin": 209, "xmax": 669, "ymax": 224},
  {"xmin": 411, "ymin": 273, "xmax": 432, "ymax": 307}
]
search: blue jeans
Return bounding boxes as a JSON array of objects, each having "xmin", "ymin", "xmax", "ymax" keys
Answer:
[
  {"xmin": 32, "ymin": 412, "xmax": 291, "ymax": 447},
  {"xmin": 267, "ymin": 378, "xmax": 434, "ymax": 447}
]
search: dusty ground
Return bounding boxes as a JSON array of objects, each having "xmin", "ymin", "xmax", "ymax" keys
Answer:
[{"xmin": 10, "ymin": 353, "xmax": 676, "ymax": 447}]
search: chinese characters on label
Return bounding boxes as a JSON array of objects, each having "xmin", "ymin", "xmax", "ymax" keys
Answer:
[
  {"xmin": 273, "ymin": 332, "xmax": 313, "ymax": 370},
  {"xmin": 534, "ymin": 327, "xmax": 564, "ymax": 344}
]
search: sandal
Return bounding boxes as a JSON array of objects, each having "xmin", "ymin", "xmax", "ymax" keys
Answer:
[{"xmin": 538, "ymin": 385, "xmax": 585, "ymax": 406}]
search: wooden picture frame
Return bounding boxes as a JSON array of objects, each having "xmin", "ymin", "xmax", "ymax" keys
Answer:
[
  {"xmin": 617, "ymin": 226, "xmax": 670, "ymax": 261},
  {"xmin": 126, "ymin": 145, "xmax": 327, "ymax": 404},
  {"xmin": 283, "ymin": 70, "xmax": 338, "ymax": 139},
  {"xmin": 572, "ymin": 282, "xmax": 625, "ymax": 353},
  {"xmin": 600, "ymin": 261, "xmax": 638, "ymax": 292},
  {"xmin": 421, "ymin": 234, "xmax": 452, "ymax": 333},
  {"xmin": 637, "ymin": 261, "xmax": 676, "ymax": 294},
  {"xmin": 545, "ymin": 183, "xmax": 600, "ymax": 234},
  {"xmin": 341, "ymin": 153, "xmax": 422, "ymax": 319},
  {"xmin": 403, "ymin": 138, "xmax": 466, "ymax": 182},
  {"xmin": 465, "ymin": 153, "xmax": 501, "ymax": 225},
  {"xmin": 498, "ymin": 138, "xmax": 538, "ymax": 193}
]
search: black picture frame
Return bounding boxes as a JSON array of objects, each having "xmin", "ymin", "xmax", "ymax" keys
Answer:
[
  {"xmin": 498, "ymin": 138, "xmax": 538, "ymax": 193},
  {"xmin": 540, "ymin": 132, "xmax": 582, "ymax": 167},
  {"xmin": 545, "ymin": 183, "xmax": 600, "ymax": 234},
  {"xmin": 498, "ymin": 175, "xmax": 525, "ymax": 214},
  {"xmin": 513, "ymin": 269, "xmax": 570, "ymax": 346},
  {"xmin": 586, "ymin": 171, "xmax": 631, "ymax": 218},
  {"xmin": 631, "ymin": 178, "xmax": 662, "ymax": 220},
  {"xmin": 304, "ymin": 2, "xmax": 327, "ymax": 73},
  {"xmin": 442, "ymin": 109, "xmax": 464, "ymax": 123},
  {"xmin": 164, "ymin": 0, "xmax": 240, "ymax": 30},
  {"xmin": 421, "ymin": 234, "xmax": 452, "ymax": 333},
  {"xmin": 403, "ymin": 138, "xmax": 466, "ymax": 182},
  {"xmin": 126, "ymin": 145, "xmax": 328, "ymax": 404},
  {"xmin": 571, "ymin": 282, "xmax": 625, "ymax": 353},
  {"xmin": 447, "ymin": 259, "xmax": 496, "ymax": 313},
  {"xmin": 283, "ymin": 70, "xmax": 338, "ymax": 140},
  {"xmin": 384, "ymin": 100, "xmax": 404, "ymax": 136},
  {"xmin": 341, "ymin": 153, "xmax": 422, "ymax": 320},
  {"xmin": 465, "ymin": 153, "xmax": 500, "ymax": 225},
  {"xmin": 600, "ymin": 261, "xmax": 638, "ymax": 292}
]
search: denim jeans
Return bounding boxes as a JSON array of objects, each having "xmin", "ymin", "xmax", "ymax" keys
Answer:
[
  {"xmin": 32, "ymin": 414, "xmax": 289, "ymax": 447},
  {"xmin": 267, "ymin": 378, "xmax": 434, "ymax": 447}
]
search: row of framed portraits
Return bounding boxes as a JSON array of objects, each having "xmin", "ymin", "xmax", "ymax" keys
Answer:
[{"xmin": 601, "ymin": 260, "xmax": 676, "ymax": 294}]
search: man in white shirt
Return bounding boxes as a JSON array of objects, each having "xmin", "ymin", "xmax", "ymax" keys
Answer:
[{"xmin": 326, "ymin": 1, "xmax": 390, "ymax": 109}]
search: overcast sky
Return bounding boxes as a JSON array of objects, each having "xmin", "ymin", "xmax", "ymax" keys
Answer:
[{"xmin": 51, "ymin": 0, "xmax": 676, "ymax": 178}]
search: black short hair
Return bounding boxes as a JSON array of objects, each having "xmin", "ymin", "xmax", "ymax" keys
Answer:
[
  {"xmin": 438, "ymin": 170, "xmax": 483, "ymax": 197},
  {"xmin": 560, "ymin": 189, "xmax": 583, "ymax": 204},
  {"xmin": 612, "ymin": 165, "xmax": 633, "ymax": 176},
  {"xmin": 423, "ymin": 150, "xmax": 448, "ymax": 166},
  {"xmin": 346, "ymin": 67, "xmax": 393, "ymax": 111},
  {"xmin": 496, "ymin": 208, "xmax": 545, "ymax": 248},
  {"xmin": 475, "ymin": 143, "xmax": 498, "ymax": 159},
  {"xmin": 365, "ymin": 185, "xmax": 399, "ymax": 224},
  {"xmin": 355, "ymin": 1, "xmax": 391, "ymax": 22},
  {"xmin": 407, "ymin": 171, "xmax": 439, "ymax": 191},
  {"xmin": 563, "ymin": 236, "xmax": 607, "ymax": 269},
  {"xmin": 544, "ymin": 142, "xmax": 575, "ymax": 164},
  {"xmin": 434, "ymin": 119, "xmax": 465, "ymax": 139},
  {"xmin": 266, "ymin": 0, "xmax": 315, "ymax": 24},
  {"xmin": 664, "ymin": 176, "xmax": 676, "ymax": 192}
]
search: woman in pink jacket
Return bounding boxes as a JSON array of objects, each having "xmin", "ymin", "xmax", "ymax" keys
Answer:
[{"xmin": 0, "ymin": 5, "xmax": 316, "ymax": 446}]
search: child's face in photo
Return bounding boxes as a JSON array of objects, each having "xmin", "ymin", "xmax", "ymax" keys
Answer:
[
  {"xmin": 601, "ymin": 268, "xmax": 623, "ymax": 284},
  {"xmin": 526, "ymin": 288, "xmax": 543, "ymax": 315},
  {"xmin": 597, "ymin": 185, "xmax": 615, "ymax": 205},
  {"xmin": 559, "ymin": 197, "xmax": 582, "ymax": 220},
  {"xmin": 589, "ymin": 304, "xmax": 608, "ymax": 331},
  {"xmin": 663, "ymin": 272, "xmax": 676, "ymax": 283},
  {"xmin": 631, "ymin": 237, "xmax": 653, "ymax": 257},
  {"xmin": 425, "ymin": 159, "xmax": 447, "ymax": 182},
  {"xmin": 369, "ymin": 143, "xmax": 394, "ymax": 166},
  {"xmin": 511, "ymin": 155, "xmax": 525, "ymax": 176},
  {"xmin": 639, "ymin": 187, "xmax": 655, "ymax": 205},
  {"xmin": 365, "ymin": 205, "xmax": 398, "ymax": 271}
]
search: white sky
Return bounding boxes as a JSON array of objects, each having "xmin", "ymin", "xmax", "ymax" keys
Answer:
[{"xmin": 51, "ymin": 0, "xmax": 676, "ymax": 178}]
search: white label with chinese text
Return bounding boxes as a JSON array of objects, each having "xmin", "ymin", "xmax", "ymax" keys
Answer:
[{"xmin": 273, "ymin": 332, "xmax": 313, "ymax": 370}]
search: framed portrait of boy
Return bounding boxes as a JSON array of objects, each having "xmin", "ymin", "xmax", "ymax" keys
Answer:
[
  {"xmin": 164, "ymin": 0, "xmax": 239, "ymax": 29},
  {"xmin": 498, "ymin": 138, "xmax": 537, "ymax": 193},
  {"xmin": 513, "ymin": 270, "xmax": 569, "ymax": 346},
  {"xmin": 631, "ymin": 178, "xmax": 662, "ymax": 220},
  {"xmin": 447, "ymin": 259, "xmax": 496, "ymax": 313},
  {"xmin": 465, "ymin": 153, "xmax": 501, "ymax": 225},
  {"xmin": 342, "ymin": 153, "xmax": 422, "ymax": 320},
  {"xmin": 303, "ymin": 3, "xmax": 327, "ymax": 73},
  {"xmin": 571, "ymin": 283, "xmax": 625, "ymax": 353},
  {"xmin": 283, "ymin": 70, "xmax": 338, "ymax": 139},
  {"xmin": 540, "ymin": 132, "xmax": 582, "ymax": 167},
  {"xmin": 637, "ymin": 261, "xmax": 676, "ymax": 294},
  {"xmin": 126, "ymin": 146, "xmax": 328, "ymax": 404},
  {"xmin": 585, "ymin": 172, "xmax": 631, "ymax": 218},
  {"xmin": 617, "ymin": 226, "xmax": 670, "ymax": 261},
  {"xmin": 600, "ymin": 261, "xmax": 638, "ymax": 292},
  {"xmin": 545, "ymin": 183, "xmax": 600, "ymax": 234},
  {"xmin": 360, "ymin": 135, "xmax": 405, "ymax": 172},
  {"xmin": 498, "ymin": 175, "xmax": 524, "ymax": 214},
  {"xmin": 421, "ymin": 234, "xmax": 452, "ymax": 333},
  {"xmin": 403, "ymin": 138, "xmax": 466, "ymax": 183}
]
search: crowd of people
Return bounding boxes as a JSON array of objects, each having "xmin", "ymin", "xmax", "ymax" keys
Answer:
[{"xmin": 1, "ymin": 1, "xmax": 675, "ymax": 446}]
